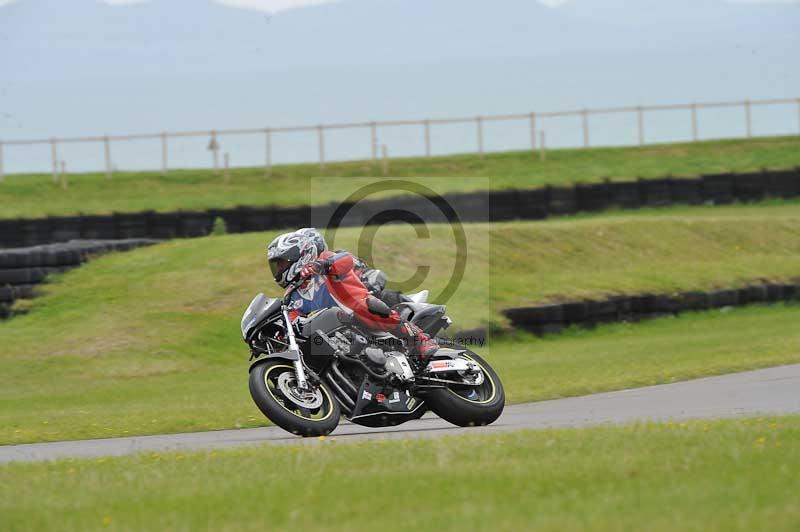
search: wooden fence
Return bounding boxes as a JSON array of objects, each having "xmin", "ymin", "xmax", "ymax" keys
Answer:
[{"xmin": 0, "ymin": 96, "xmax": 798, "ymax": 181}]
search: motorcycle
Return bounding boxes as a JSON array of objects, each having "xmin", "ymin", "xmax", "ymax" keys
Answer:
[{"xmin": 241, "ymin": 280, "xmax": 505, "ymax": 436}]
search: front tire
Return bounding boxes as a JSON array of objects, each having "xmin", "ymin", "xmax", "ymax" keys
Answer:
[
  {"xmin": 249, "ymin": 360, "xmax": 341, "ymax": 437},
  {"xmin": 424, "ymin": 350, "xmax": 505, "ymax": 427}
]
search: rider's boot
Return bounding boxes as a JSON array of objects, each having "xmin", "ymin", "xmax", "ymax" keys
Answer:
[{"xmin": 396, "ymin": 321, "xmax": 439, "ymax": 364}]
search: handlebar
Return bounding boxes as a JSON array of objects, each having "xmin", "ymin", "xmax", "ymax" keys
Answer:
[{"xmin": 282, "ymin": 259, "xmax": 333, "ymax": 303}]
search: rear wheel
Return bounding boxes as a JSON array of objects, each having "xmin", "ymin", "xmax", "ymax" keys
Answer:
[
  {"xmin": 249, "ymin": 360, "xmax": 341, "ymax": 436},
  {"xmin": 424, "ymin": 350, "xmax": 505, "ymax": 427}
]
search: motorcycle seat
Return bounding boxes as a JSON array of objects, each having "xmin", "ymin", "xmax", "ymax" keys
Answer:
[{"xmin": 397, "ymin": 301, "xmax": 446, "ymax": 323}]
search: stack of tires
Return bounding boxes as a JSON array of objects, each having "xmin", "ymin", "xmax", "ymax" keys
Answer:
[
  {"xmin": 502, "ymin": 282, "xmax": 800, "ymax": 336},
  {"xmin": 0, "ymin": 239, "xmax": 158, "ymax": 320}
]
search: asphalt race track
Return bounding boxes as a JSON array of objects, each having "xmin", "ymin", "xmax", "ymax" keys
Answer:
[{"xmin": 2, "ymin": 364, "xmax": 799, "ymax": 464}]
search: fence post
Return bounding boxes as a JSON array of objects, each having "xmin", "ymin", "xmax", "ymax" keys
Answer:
[
  {"xmin": 209, "ymin": 130, "xmax": 220, "ymax": 175},
  {"xmin": 539, "ymin": 131, "xmax": 547, "ymax": 162},
  {"xmin": 529, "ymin": 112, "xmax": 537, "ymax": 154},
  {"xmin": 581, "ymin": 109, "xmax": 590, "ymax": 148},
  {"xmin": 744, "ymin": 100, "xmax": 752, "ymax": 138},
  {"xmin": 317, "ymin": 125, "xmax": 325, "ymax": 170},
  {"xmin": 0, "ymin": 140, "xmax": 4, "ymax": 183},
  {"xmin": 796, "ymin": 98, "xmax": 800, "ymax": 135},
  {"xmin": 264, "ymin": 128, "xmax": 272, "ymax": 177},
  {"xmin": 103, "ymin": 135, "xmax": 112, "ymax": 180},
  {"xmin": 161, "ymin": 132, "xmax": 168, "ymax": 176},
  {"xmin": 476, "ymin": 116, "xmax": 484, "ymax": 159},
  {"xmin": 691, "ymin": 104, "xmax": 698, "ymax": 142},
  {"xmin": 424, "ymin": 119, "xmax": 431, "ymax": 158},
  {"xmin": 636, "ymin": 106, "xmax": 645, "ymax": 146},
  {"xmin": 50, "ymin": 139, "xmax": 59, "ymax": 183},
  {"xmin": 370, "ymin": 122, "xmax": 378, "ymax": 162},
  {"xmin": 224, "ymin": 153, "xmax": 231, "ymax": 183},
  {"xmin": 381, "ymin": 144, "xmax": 389, "ymax": 176}
]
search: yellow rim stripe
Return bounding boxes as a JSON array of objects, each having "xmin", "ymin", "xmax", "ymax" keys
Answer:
[{"xmin": 446, "ymin": 354, "xmax": 497, "ymax": 404}]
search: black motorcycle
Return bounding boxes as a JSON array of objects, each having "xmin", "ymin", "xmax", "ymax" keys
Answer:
[{"xmin": 241, "ymin": 281, "xmax": 505, "ymax": 436}]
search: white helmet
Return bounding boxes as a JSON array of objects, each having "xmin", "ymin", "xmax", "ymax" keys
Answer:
[
  {"xmin": 266, "ymin": 228, "xmax": 327, "ymax": 288},
  {"xmin": 297, "ymin": 228, "xmax": 327, "ymax": 255}
]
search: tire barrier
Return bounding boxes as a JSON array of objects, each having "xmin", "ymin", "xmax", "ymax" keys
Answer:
[
  {"xmin": 2, "ymin": 168, "xmax": 798, "ymax": 249},
  {"xmin": 701, "ymin": 173, "xmax": 736, "ymax": 205},
  {"xmin": 502, "ymin": 281, "xmax": 800, "ymax": 336},
  {"xmin": 545, "ymin": 185, "xmax": 578, "ymax": 216},
  {"xmin": 0, "ymin": 239, "xmax": 159, "ymax": 319},
  {"xmin": 608, "ymin": 181, "xmax": 642, "ymax": 209},
  {"xmin": 0, "ymin": 284, "xmax": 37, "ymax": 303},
  {"xmin": 670, "ymin": 178, "xmax": 703, "ymax": 205}
]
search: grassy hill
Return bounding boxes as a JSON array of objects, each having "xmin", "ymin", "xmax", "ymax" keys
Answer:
[
  {"xmin": 1, "ymin": 136, "xmax": 798, "ymax": 219},
  {"xmin": 1, "ymin": 203, "xmax": 799, "ymax": 444}
]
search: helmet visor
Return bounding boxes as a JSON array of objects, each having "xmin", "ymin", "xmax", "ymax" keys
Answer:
[{"xmin": 269, "ymin": 258, "xmax": 292, "ymax": 280}]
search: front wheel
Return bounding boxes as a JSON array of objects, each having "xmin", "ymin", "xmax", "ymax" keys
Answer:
[
  {"xmin": 424, "ymin": 350, "xmax": 505, "ymax": 427},
  {"xmin": 249, "ymin": 360, "xmax": 341, "ymax": 437}
]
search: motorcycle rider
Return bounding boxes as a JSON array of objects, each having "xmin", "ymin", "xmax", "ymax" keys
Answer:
[{"xmin": 267, "ymin": 228, "xmax": 439, "ymax": 362}]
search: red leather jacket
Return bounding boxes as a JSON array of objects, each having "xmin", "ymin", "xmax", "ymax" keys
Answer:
[{"xmin": 287, "ymin": 251, "xmax": 401, "ymax": 331}]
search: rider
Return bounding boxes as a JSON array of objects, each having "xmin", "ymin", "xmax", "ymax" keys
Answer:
[{"xmin": 267, "ymin": 228, "xmax": 439, "ymax": 362}]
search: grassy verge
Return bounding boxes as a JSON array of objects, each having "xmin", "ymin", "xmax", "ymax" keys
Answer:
[
  {"xmin": 496, "ymin": 305, "xmax": 800, "ymax": 404},
  {"xmin": 2, "ymin": 417, "xmax": 799, "ymax": 531},
  {"xmin": 1, "ymin": 136, "xmax": 798, "ymax": 218}
]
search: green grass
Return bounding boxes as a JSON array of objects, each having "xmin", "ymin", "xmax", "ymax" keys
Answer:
[
  {"xmin": 492, "ymin": 203, "xmax": 800, "ymax": 308},
  {"xmin": 2, "ymin": 205, "xmax": 800, "ymax": 444},
  {"xmin": 1, "ymin": 136, "xmax": 798, "ymax": 218},
  {"xmin": 3, "ymin": 303, "xmax": 798, "ymax": 445},
  {"xmin": 2, "ymin": 416, "xmax": 799, "ymax": 531},
  {"xmin": 497, "ymin": 306, "xmax": 800, "ymax": 404}
]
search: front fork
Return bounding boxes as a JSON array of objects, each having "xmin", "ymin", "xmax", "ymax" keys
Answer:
[{"xmin": 282, "ymin": 306, "xmax": 311, "ymax": 391}]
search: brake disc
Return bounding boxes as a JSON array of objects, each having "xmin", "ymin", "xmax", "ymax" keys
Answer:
[{"xmin": 277, "ymin": 372, "xmax": 324, "ymax": 409}]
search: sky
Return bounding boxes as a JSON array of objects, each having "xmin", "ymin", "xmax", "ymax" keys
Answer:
[
  {"xmin": 207, "ymin": 0, "xmax": 799, "ymax": 7},
  {"xmin": 0, "ymin": 0, "xmax": 797, "ymax": 10},
  {"xmin": 213, "ymin": 0, "xmax": 338, "ymax": 11},
  {"xmin": 0, "ymin": 0, "xmax": 797, "ymax": 173},
  {"xmin": 0, "ymin": 0, "xmax": 339, "ymax": 9},
  {"xmin": 184, "ymin": 0, "xmax": 798, "ymax": 8}
]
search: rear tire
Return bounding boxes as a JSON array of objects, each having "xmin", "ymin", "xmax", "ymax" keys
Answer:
[
  {"xmin": 249, "ymin": 360, "xmax": 341, "ymax": 437},
  {"xmin": 424, "ymin": 350, "xmax": 505, "ymax": 427}
]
